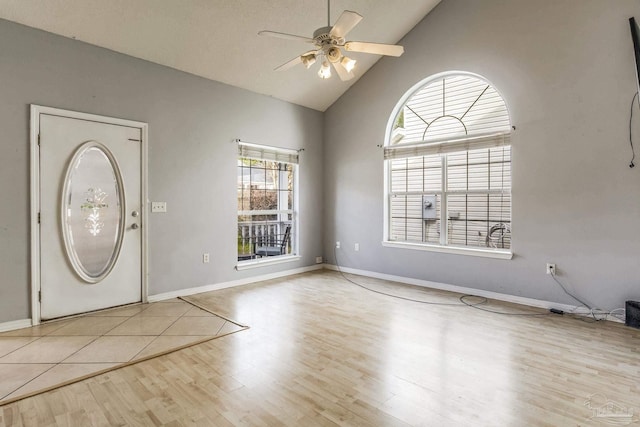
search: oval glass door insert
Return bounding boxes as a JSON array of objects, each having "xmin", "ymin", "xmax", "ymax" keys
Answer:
[{"xmin": 61, "ymin": 141, "xmax": 125, "ymax": 283}]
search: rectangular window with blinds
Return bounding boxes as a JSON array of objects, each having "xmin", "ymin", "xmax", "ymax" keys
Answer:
[
  {"xmin": 237, "ymin": 142, "xmax": 297, "ymax": 263},
  {"xmin": 386, "ymin": 133, "xmax": 511, "ymax": 252}
]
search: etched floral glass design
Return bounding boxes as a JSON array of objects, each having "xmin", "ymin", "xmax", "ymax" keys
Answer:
[
  {"xmin": 62, "ymin": 143, "xmax": 124, "ymax": 282},
  {"xmin": 82, "ymin": 187, "xmax": 109, "ymax": 236}
]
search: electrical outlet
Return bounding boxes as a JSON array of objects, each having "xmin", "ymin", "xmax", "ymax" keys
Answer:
[
  {"xmin": 203, "ymin": 253, "xmax": 210, "ymax": 263},
  {"xmin": 546, "ymin": 263, "xmax": 556, "ymax": 275},
  {"xmin": 315, "ymin": 256, "xmax": 323, "ymax": 264},
  {"xmin": 354, "ymin": 243, "xmax": 360, "ymax": 251},
  {"xmin": 336, "ymin": 241, "xmax": 341, "ymax": 249}
]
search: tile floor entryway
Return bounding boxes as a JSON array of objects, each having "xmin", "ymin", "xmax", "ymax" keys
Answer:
[{"xmin": 0, "ymin": 299, "xmax": 246, "ymax": 405}]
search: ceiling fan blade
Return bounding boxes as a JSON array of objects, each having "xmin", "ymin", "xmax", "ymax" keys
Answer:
[
  {"xmin": 258, "ymin": 30, "xmax": 314, "ymax": 43},
  {"xmin": 330, "ymin": 10, "xmax": 363, "ymax": 39},
  {"xmin": 344, "ymin": 41, "xmax": 404, "ymax": 57},
  {"xmin": 274, "ymin": 56, "xmax": 303, "ymax": 71},
  {"xmin": 331, "ymin": 60, "xmax": 354, "ymax": 81}
]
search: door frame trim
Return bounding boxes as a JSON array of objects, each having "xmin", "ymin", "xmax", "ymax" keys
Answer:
[{"xmin": 30, "ymin": 105, "xmax": 149, "ymax": 325}]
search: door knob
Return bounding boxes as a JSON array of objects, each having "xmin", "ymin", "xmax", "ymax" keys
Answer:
[
  {"xmin": 131, "ymin": 223, "xmax": 139, "ymax": 230},
  {"xmin": 131, "ymin": 211, "xmax": 139, "ymax": 217}
]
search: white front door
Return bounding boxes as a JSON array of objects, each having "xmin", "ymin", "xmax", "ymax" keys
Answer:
[{"xmin": 34, "ymin": 107, "xmax": 146, "ymax": 320}]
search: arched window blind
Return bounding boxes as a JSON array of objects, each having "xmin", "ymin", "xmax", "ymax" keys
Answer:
[{"xmin": 385, "ymin": 73, "xmax": 512, "ymax": 253}]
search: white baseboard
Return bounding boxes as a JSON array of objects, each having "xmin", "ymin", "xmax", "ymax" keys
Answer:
[
  {"xmin": 4, "ymin": 263, "xmax": 623, "ymax": 329},
  {"xmin": 323, "ymin": 264, "xmax": 624, "ymax": 322},
  {"xmin": 0, "ymin": 318, "xmax": 32, "ymax": 333},
  {"xmin": 148, "ymin": 264, "xmax": 323, "ymax": 302}
]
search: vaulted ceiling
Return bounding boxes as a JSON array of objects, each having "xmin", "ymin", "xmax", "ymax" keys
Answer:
[{"xmin": 0, "ymin": 0, "xmax": 440, "ymax": 111}]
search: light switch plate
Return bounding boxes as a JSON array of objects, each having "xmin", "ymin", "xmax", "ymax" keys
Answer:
[{"xmin": 151, "ymin": 202, "xmax": 167, "ymax": 213}]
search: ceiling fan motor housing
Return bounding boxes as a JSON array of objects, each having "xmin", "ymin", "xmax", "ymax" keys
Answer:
[
  {"xmin": 313, "ymin": 26, "xmax": 345, "ymax": 63},
  {"xmin": 313, "ymin": 26, "xmax": 333, "ymax": 41}
]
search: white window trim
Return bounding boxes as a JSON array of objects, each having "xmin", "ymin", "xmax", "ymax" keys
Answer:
[
  {"xmin": 382, "ymin": 240, "xmax": 512, "ymax": 259},
  {"xmin": 236, "ymin": 254, "xmax": 301, "ymax": 270},
  {"xmin": 237, "ymin": 141, "xmax": 300, "ymax": 264},
  {"xmin": 382, "ymin": 71, "xmax": 513, "ymax": 258}
]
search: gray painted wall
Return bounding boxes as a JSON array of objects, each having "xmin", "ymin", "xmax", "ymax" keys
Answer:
[
  {"xmin": 324, "ymin": 0, "xmax": 640, "ymax": 310},
  {"xmin": 0, "ymin": 19, "xmax": 324, "ymax": 323}
]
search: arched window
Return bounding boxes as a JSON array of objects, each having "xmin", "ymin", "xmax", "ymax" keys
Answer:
[{"xmin": 384, "ymin": 72, "xmax": 512, "ymax": 257}]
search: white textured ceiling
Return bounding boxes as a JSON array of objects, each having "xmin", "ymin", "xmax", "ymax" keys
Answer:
[{"xmin": 0, "ymin": 0, "xmax": 440, "ymax": 111}]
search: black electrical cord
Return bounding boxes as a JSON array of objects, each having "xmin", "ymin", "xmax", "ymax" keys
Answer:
[
  {"xmin": 333, "ymin": 246, "xmax": 475, "ymax": 306},
  {"xmin": 332, "ymin": 246, "xmax": 551, "ymax": 316},
  {"xmin": 548, "ymin": 275, "xmax": 626, "ymax": 323},
  {"xmin": 459, "ymin": 295, "xmax": 552, "ymax": 317},
  {"xmin": 550, "ymin": 274, "xmax": 592, "ymax": 311},
  {"xmin": 332, "ymin": 244, "xmax": 625, "ymax": 322},
  {"xmin": 630, "ymin": 92, "xmax": 637, "ymax": 168}
]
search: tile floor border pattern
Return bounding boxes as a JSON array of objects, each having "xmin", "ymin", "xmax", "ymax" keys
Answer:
[
  {"xmin": 0, "ymin": 298, "xmax": 248, "ymax": 406},
  {"xmin": 179, "ymin": 296, "xmax": 249, "ymax": 328}
]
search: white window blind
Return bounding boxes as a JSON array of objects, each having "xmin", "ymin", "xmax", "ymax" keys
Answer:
[
  {"xmin": 237, "ymin": 141, "xmax": 297, "ymax": 263},
  {"xmin": 399, "ymin": 74, "xmax": 510, "ymax": 144},
  {"xmin": 384, "ymin": 132, "xmax": 510, "ymax": 160},
  {"xmin": 385, "ymin": 72, "xmax": 512, "ymax": 253},
  {"xmin": 237, "ymin": 141, "xmax": 299, "ymax": 164}
]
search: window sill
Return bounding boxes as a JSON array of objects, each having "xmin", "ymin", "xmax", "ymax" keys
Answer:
[
  {"xmin": 236, "ymin": 255, "xmax": 301, "ymax": 271},
  {"xmin": 382, "ymin": 241, "xmax": 513, "ymax": 260}
]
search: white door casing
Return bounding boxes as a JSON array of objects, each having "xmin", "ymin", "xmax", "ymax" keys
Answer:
[{"xmin": 30, "ymin": 106, "xmax": 148, "ymax": 322}]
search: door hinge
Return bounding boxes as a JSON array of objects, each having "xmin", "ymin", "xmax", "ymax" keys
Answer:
[
  {"xmin": 38, "ymin": 134, "xmax": 41, "ymax": 145},
  {"xmin": 38, "ymin": 212, "xmax": 41, "ymax": 224},
  {"xmin": 38, "ymin": 290, "xmax": 41, "ymax": 302}
]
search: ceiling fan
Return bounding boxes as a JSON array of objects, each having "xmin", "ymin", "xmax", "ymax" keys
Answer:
[{"xmin": 258, "ymin": 1, "xmax": 404, "ymax": 81}]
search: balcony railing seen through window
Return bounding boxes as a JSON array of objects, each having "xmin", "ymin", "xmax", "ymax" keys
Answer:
[{"xmin": 237, "ymin": 142, "xmax": 297, "ymax": 262}]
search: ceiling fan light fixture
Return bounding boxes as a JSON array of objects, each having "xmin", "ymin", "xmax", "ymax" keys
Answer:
[
  {"xmin": 302, "ymin": 54, "xmax": 317, "ymax": 69},
  {"xmin": 318, "ymin": 60, "xmax": 331, "ymax": 79},
  {"xmin": 341, "ymin": 56, "xmax": 356, "ymax": 73},
  {"xmin": 326, "ymin": 47, "xmax": 342, "ymax": 63}
]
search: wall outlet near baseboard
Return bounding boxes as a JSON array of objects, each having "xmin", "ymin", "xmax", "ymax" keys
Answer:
[
  {"xmin": 315, "ymin": 256, "xmax": 323, "ymax": 264},
  {"xmin": 336, "ymin": 241, "xmax": 340, "ymax": 249},
  {"xmin": 546, "ymin": 263, "xmax": 556, "ymax": 275},
  {"xmin": 203, "ymin": 253, "xmax": 210, "ymax": 263}
]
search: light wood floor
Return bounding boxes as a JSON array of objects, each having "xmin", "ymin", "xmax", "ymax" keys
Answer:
[{"xmin": 1, "ymin": 270, "xmax": 639, "ymax": 426}]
